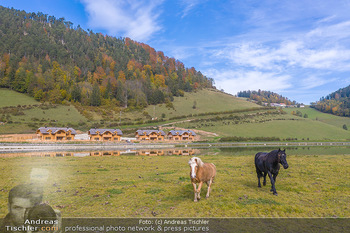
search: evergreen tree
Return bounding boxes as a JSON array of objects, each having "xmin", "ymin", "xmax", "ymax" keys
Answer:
[
  {"xmin": 90, "ymin": 82, "xmax": 101, "ymax": 106},
  {"xmin": 71, "ymin": 84, "xmax": 81, "ymax": 102}
]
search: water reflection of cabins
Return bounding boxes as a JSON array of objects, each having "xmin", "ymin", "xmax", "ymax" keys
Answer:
[
  {"xmin": 0, "ymin": 149, "xmax": 197, "ymax": 157},
  {"xmin": 136, "ymin": 149, "xmax": 196, "ymax": 156},
  {"xmin": 171, "ymin": 149, "xmax": 196, "ymax": 156},
  {"xmin": 136, "ymin": 150, "xmax": 165, "ymax": 156},
  {"xmin": 90, "ymin": 151, "xmax": 121, "ymax": 156}
]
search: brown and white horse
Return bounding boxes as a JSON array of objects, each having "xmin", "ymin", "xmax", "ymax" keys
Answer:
[{"xmin": 188, "ymin": 157, "xmax": 216, "ymax": 202}]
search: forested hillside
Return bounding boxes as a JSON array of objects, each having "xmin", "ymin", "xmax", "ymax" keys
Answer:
[
  {"xmin": 311, "ymin": 85, "xmax": 350, "ymax": 117},
  {"xmin": 0, "ymin": 6, "xmax": 213, "ymax": 108},
  {"xmin": 237, "ymin": 90, "xmax": 296, "ymax": 105}
]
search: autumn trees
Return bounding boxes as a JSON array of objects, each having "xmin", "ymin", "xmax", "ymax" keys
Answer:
[
  {"xmin": 237, "ymin": 90, "xmax": 296, "ymax": 105},
  {"xmin": 0, "ymin": 6, "xmax": 213, "ymax": 108}
]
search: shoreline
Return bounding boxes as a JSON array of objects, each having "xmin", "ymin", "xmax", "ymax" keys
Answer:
[{"xmin": 1, "ymin": 141, "xmax": 350, "ymax": 153}]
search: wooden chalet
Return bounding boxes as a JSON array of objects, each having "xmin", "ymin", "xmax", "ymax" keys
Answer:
[
  {"xmin": 36, "ymin": 127, "xmax": 76, "ymax": 141},
  {"xmin": 135, "ymin": 130, "xmax": 165, "ymax": 141},
  {"xmin": 167, "ymin": 130, "xmax": 196, "ymax": 141},
  {"xmin": 88, "ymin": 128, "xmax": 123, "ymax": 141}
]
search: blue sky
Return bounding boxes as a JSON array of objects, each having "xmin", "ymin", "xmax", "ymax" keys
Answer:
[{"xmin": 1, "ymin": 0, "xmax": 350, "ymax": 104}]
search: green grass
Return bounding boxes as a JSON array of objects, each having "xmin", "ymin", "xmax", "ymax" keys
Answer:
[
  {"xmin": 0, "ymin": 154, "xmax": 348, "ymax": 217},
  {"xmin": 0, "ymin": 88, "xmax": 39, "ymax": 107},
  {"xmin": 176, "ymin": 108, "xmax": 350, "ymax": 141},
  {"xmin": 12, "ymin": 105, "xmax": 87, "ymax": 124},
  {"xmin": 107, "ymin": 189, "xmax": 123, "ymax": 194},
  {"xmin": 144, "ymin": 89, "xmax": 260, "ymax": 119},
  {"xmin": 0, "ymin": 123, "xmax": 35, "ymax": 134},
  {"xmin": 201, "ymin": 119, "xmax": 350, "ymax": 140},
  {"xmin": 284, "ymin": 106, "xmax": 350, "ymax": 129},
  {"xmin": 0, "ymin": 89, "xmax": 88, "ymax": 133},
  {"xmin": 0, "ymin": 104, "xmax": 88, "ymax": 134}
]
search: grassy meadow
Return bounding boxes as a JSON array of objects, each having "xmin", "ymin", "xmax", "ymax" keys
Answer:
[
  {"xmin": 0, "ymin": 88, "xmax": 260, "ymax": 135},
  {"xmin": 144, "ymin": 89, "xmax": 259, "ymax": 119},
  {"xmin": 0, "ymin": 104, "xmax": 87, "ymax": 134},
  {"xmin": 0, "ymin": 89, "xmax": 39, "ymax": 107},
  {"xmin": 0, "ymin": 151, "xmax": 349, "ymax": 218},
  {"xmin": 176, "ymin": 107, "xmax": 350, "ymax": 141},
  {"xmin": 284, "ymin": 106, "xmax": 350, "ymax": 129}
]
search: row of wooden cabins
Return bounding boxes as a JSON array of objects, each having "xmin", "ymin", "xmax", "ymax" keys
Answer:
[{"xmin": 36, "ymin": 127, "xmax": 197, "ymax": 141}]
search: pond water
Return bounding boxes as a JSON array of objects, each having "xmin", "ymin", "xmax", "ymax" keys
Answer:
[{"xmin": 1, "ymin": 145, "xmax": 349, "ymax": 157}]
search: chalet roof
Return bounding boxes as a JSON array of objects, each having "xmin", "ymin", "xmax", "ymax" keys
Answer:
[
  {"xmin": 88, "ymin": 128, "xmax": 123, "ymax": 135},
  {"xmin": 37, "ymin": 127, "xmax": 76, "ymax": 135},
  {"xmin": 136, "ymin": 130, "xmax": 165, "ymax": 136},
  {"xmin": 168, "ymin": 130, "xmax": 196, "ymax": 136}
]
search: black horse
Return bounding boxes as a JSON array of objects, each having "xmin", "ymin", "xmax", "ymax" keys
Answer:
[{"xmin": 255, "ymin": 149, "xmax": 289, "ymax": 195}]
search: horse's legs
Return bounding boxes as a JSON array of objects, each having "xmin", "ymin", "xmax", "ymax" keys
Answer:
[
  {"xmin": 206, "ymin": 178, "xmax": 213, "ymax": 198},
  {"xmin": 192, "ymin": 182, "xmax": 198, "ymax": 202},
  {"xmin": 197, "ymin": 181, "xmax": 203, "ymax": 200},
  {"xmin": 267, "ymin": 171, "xmax": 277, "ymax": 195},
  {"xmin": 263, "ymin": 172, "xmax": 267, "ymax": 186},
  {"xmin": 256, "ymin": 170, "xmax": 263, "ymax": 188},
  {"xmin": 270, "ymin": 173, "xmax": 278, "ymax": 191}
]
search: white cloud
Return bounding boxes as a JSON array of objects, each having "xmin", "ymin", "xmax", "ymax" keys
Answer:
[
  {"xmin": 278, "ymin": 41, "xmax": 350, "ymax": 71},
  {"xmin": 80, "ymin": 0, "xmax": 162, "ymax": 41},
  {"xmin": 307, "ymin": 20, "xmax": 350, "ymax": 41},
  {"xmin": 205, "ymin": 69, "xmax": 292, "ymax": 95},
  {"xmin": 180, "ymin": 0, "xmax": 202, "ymax": 18},
  {"xmin": 299, "ymin": 76, "xmax": 338, "ymax": 90},
  {"xmin": 211, "ymin": 32, "xmax": 350, "ymax": 73},
  {"xmin": 215, "ymin": 43, "xmax": 282, "ymax": 70}
]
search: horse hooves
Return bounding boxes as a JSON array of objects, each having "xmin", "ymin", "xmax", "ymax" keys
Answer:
[
  {"xmin": 263, "ymin": 183, "xmax": 266, "ymax": 186},
  {"xmin": 194, "ymin": 199, "xmax": 198, "ymax": 202},
  {"xmin": 273, "ymin": 193, "xmax": 278, "ymax": 196},
  {"xmin": 258, "ymin": 185, "xmax": 261, "ymax": 188}
]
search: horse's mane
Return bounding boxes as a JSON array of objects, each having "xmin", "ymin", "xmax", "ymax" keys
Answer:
[
  {"xmin": 268, "ymin": 150, "xmax": 279, "ymax": 156},
  {"xmin": 268, "ymin": 149, "xmax": 284, "ymax": 160},
  {"xmin": 190, "ymin": 157, "xmax": 204, "ymax": 167}
]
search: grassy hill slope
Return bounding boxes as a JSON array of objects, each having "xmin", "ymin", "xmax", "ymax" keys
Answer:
[
  {"xmin": 0, "ymin": 88, "xmax": 260, "ymax": 134},
  {"xmin": 1, "ymin": 88, "xmax": 350, "ymax": 141},
  {"xmin": 144, "ymin": 89, "xmax": 260, "ymax": 119},
  {"xmin": 283, "ymin": 107, "xmax": 350, "ymax": 129},
  {"xmin": 0, "ymin": 89, "xmax": 39, "ymax": 107},
  {"xmin": 179, "ymin": 118, "xmax": 350, "ymax": 141},
  {"xmin": 0, "ymin": 89, "xmax": 87, "ymax": 134},
  {"xmin": 174, "ymin": 106, "xmax": 350, "ymax": 141}
]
